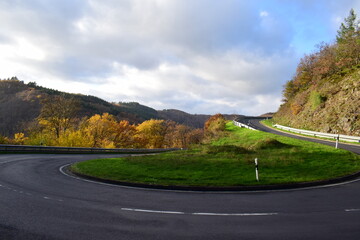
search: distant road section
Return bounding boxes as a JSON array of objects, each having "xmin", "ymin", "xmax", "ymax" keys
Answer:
[{"xmin": 248, "ymin": 119, "xmax": 360, "ymax": 155}]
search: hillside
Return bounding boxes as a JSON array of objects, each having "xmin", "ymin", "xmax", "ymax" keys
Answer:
[
  {"xmin": 157, "ymin": 109, "xmax": 243, "ymax": 129},
  {"xmin": 274, "ymin": 10, "xmax": 360, "ymax": 136},
  {"xmin": 274, "ymin": 69, "xmax": 360, "ymax": 135},
  {"xmin": 0, "ymin": 78, "xmax": 242, "ymax": 137},
  {"xmin": 0, "ymin": 78, "xmax": 160, "ymax": 136},
  {"xmin": 157, "ymin": 109, "xmax": 210, "ymax": 129}
]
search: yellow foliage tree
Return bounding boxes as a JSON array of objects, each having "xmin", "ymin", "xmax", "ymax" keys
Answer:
[
  {"xmin": 83, "ymin": 113, "xmax": 117, "ymax": 148},
  {"xmin": 136, "ymin": 119, "xmax": 167, "ymax": 148},
  {"xmin": 204, "ymin": 114, "xmax": 226, "ymax": 141},
  {"xmin": 14, "ymin": 132, "xmax": 28, "ymax": 145},
  {"xmin": 112, "ymin": 120, "xmax": 137, "ymax": 148},
  {"xmin": 38, "ymin": 95, "xmax": 79, "ymax": 139}
]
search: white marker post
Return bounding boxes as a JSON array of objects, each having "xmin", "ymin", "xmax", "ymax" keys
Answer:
[
  {"xmin": 335, "ymin": 134, "xmax": 339, "ymax": 149},
  {"xmin": 255, "ymin": 158, "xmax": 259, "ymax": 181}
]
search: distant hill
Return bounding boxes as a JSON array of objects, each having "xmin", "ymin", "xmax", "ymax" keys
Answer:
[
  {"xmin": 157, "ymin": 109, "xmax": 242, "ymax": 128},
  {"xmin": 157, "ymin": 109, "xmax": 210, "ymax": 129},
  {"xmin": 259, "ymin": 112, "xmax": 274, "ymax": 118},
  {"xmin": 0, "ymin": 78, "xmax": 243, "ymax": 137},
  {"xmin": 0, "ymin": 78, "xmax": 42, "ymax": 137},
  {"xmin": 0, "ymin": 78, "xmax": 159, "ymax": 136}
]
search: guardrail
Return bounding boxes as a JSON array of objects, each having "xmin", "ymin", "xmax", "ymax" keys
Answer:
[
  {"xmin": 233, "ymin": 120, "xmax": 257, "ymax": 130},
  {"xmin": 273, "ymin": 124, "xmax": 360, "ymax": 143},
  {"xmin": 0, "ymin": 144, "xmax": 181, "ymax": 154}
]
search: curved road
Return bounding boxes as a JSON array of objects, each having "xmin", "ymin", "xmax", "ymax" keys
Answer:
[
  {"xmin": 248, "ymin": 119, "xmax": 360, "ymax": 154},
  {"xmin": 1, "ymin": 123, "xmax": 360, "ymax": 239}
]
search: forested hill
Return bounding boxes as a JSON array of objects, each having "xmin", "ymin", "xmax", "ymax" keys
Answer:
[
  {"xmin": 0, "ymin": 78, "xmax": 242, "ymax": 137},
  {"xmin": 274, "ymin": 9, "xmax": 360, "ymax": 136},
  {"xmin": 0, "ymin": 78, "xmax": 158, "ymax": 136}
]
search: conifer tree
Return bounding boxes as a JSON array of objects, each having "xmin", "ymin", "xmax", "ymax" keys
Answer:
[{"xmin": 336, "ymin": 8, "xmax": 359, "ymax": 43}]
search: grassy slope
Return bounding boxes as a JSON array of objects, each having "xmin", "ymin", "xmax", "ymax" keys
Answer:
[{"xmin": 71, "ymin": 122, "xmax": 360, "ymax": 186}]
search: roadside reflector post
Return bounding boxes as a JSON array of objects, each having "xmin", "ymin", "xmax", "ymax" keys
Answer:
[
  {"xmin": 335, "ymin": 134, "xmax": 339, "ymax": 149},
  {"xmin": 255, "ymin": 158, "xmax": 259, "ymax": 181}
]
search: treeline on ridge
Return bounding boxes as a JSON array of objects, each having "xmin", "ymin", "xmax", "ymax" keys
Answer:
[
  {"xmin": 0, "ymin": 95, "xmax": 228, "ymax": 149},
  {"xmin": 283, "ymin": 9, "xmax": 360, "ymax": 102}
]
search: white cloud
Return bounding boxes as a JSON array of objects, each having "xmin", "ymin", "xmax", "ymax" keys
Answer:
[
  {"xmin": 0, "ymin": 0, "xmax": 356, "ymax": 115},
  {"xmin": 260, "ymin": 11, "xmax": 269, "ymax": 17}
]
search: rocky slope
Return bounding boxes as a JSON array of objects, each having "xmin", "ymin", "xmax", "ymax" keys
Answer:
[
  {"xmin": 274, "ymin": 68, "xmax": 360, "ymax": 136},
  {"xmin": 274, "ymin": 10, "xmax": 360, "ymax": 136}
]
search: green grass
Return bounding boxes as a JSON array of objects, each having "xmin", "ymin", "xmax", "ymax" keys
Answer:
[{"xmin": 70, "ymin": 122, "xmax": 360, "ymax": 187}]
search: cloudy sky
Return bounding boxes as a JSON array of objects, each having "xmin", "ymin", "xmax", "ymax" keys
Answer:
[{"xmin": 0, "ymin": 0, "xmax": 359, "ymax": 115}]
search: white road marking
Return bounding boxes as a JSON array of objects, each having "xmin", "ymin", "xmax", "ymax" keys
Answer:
[
  {"xmin": 121, "ymin": 208, "xmax": 185, "ymax": 215},
  {"xmin": 0, "ymin": 183, "xmax": 63, "ymax": 202},
  {"xmin": 192, "ymin": 212, "xmax": 278, "ymax": 216},
  {"xmin": 59, "ymin": 163, "xmax": 360, "ymax": 194},
  {"xmin": 345, "ymin": 209, "xmax": 360, "ymax": 212},
  {"xmin": 121, "ymin": 207, "xmax": 278, "ymax": 216}
]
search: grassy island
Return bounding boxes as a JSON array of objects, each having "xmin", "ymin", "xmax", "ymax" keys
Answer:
[{"xmin": 70, "ymin": 122, "xmax": 360, "ymax": 187}]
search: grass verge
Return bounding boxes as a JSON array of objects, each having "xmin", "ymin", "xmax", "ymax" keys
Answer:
[{"xmin": 70, "ymin": 122, "xmax": 360, "ymax": 187}]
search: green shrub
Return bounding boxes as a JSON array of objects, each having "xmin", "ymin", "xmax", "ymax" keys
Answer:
[
  {"xmin": 204, "ymin": 145, "xmax": 250, "ymax": 154},
  {"xmin": 250, "ymin": 138, "xmax": 289, "ymax": 150},
  {"xmin": 309, "ymin": 91, "xmax": 327, "ymax": 110}
]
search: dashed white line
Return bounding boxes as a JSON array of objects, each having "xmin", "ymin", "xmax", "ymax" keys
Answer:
[
  {"xmin": 345, "ymin": 209, "xmax": 360, "ymax": 212},
  {"xmin": 0, "ymin": 183, "xmax": 63, "ymax": 202},
  {"xmin": 121, "ymin": 208, "xmax": 185, "ymax": 215}
]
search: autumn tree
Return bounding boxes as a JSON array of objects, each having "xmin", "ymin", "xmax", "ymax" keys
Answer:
[
  {"xmin": 136, "ymin": 119, "xmax": 167, "ymax": 148},
  {"xmin": 0, "ymin": 135, "xmax": 10, "ymax": 144},
  {"xmin": 282, "ymin": 9, "xmax": 360, "ymax": 102},
  {"xmin": 163, "ymin": 121, "xmax": 193, "ymax": 148},
  {"xmin": 170, "ymin": 124, "xmax": 192, "ymax": 148},
  {"xmin": 38, "ymin": 95, "xmax": 80, "ymax": 138},
  {"xmin": 312, "ymin": 42, "xmax": 337, "ymax": 78},
  {"xmin": 204, "ymin": 114, "xmax": 226, "ymax": 141},
  {"xmin": 112, "ymin": 120, "xmax": 137, "ymax": 148},
  {"xmin": 186, "ymin": 128, "xmax": 204, "ymax": 145},
  {"xmin": 13, "ymin": 133, "xmax": 28, "ymax": 145},
  {"xmin": 83, "ymin": 113, "xmax": 117, "ymax": 148}
]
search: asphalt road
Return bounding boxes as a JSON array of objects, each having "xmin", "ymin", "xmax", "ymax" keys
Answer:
[
  {"xmin": 248, "ymin": 119, "xmax": 360, "ymax": 155},
  {"xmin": 1, "ymin": 124, "xmax": 360, "ymax": 239}
]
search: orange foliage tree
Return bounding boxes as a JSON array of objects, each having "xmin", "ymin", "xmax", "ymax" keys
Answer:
[{"xmin": 204, "ymin": 114, "xmax": 226, "ymax": 140}]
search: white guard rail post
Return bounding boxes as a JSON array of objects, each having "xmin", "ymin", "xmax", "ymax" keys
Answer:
[
  {"xmin": 273, "ymin": 124, "xmax": 360, "ymax": 143},
  {"xmin": 233, "ymin": 120, "xmax": 257, "ymax": 131}
]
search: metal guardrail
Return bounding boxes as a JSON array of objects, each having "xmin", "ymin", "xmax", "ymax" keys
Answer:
[
  {"xmin": 273, "ymin": 124, "xmax": 360, "ymax": 143},
  {"xmin": 0, "ymin": 144, "xmax": 181, "ymax": 154},
  {"xmin": 233, "ymin": 120, "xmax": 257, "ymax": 130}
]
